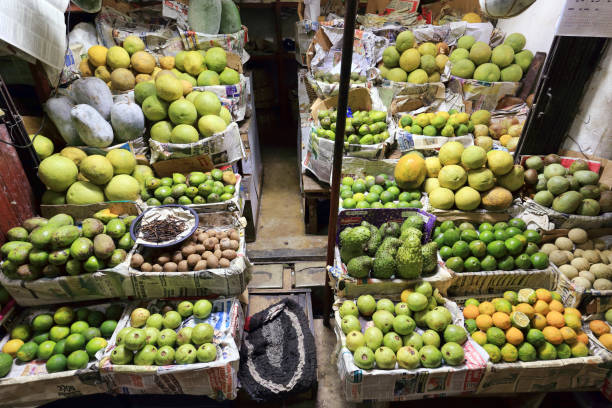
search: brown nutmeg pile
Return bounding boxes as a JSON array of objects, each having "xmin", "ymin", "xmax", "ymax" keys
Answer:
[{"xmin": 129, "ymin": 227, "xmax": 240, "ymax": 272}]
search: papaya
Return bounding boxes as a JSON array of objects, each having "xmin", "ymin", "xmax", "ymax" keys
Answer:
[{"xmin": 394, "ymin": 153, "xmax": 426, "ymax": 190}]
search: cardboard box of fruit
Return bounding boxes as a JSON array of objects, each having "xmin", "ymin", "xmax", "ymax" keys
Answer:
[
  {"xmin": 330, "ymin": 208, "xmax": 456, "ymax": 298},
  {"xmin": 98, "ymin": 297, "xmax": 242, "ymax": 399},
  {"xmin": 333, "ymin": 287, "xmax": 489, "ymax": 402},
  {"xmin": 453, "ymin": 289, "xmax": 610, "ymax": 394},
  {"xmin": 121, "ymin": 212, "xmax": 250, "ymax": 299},
  {"xmin": 0, "ymin": 213, "xmax": 135, "ymax": 306},
  {"xmin": 0, "ymin": 301, "xmax": 127, "ymax": 407}
]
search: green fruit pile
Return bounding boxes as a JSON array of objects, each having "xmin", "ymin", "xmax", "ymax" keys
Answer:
[
  {"xmin": 313, "ymin": 109, "xmax": 389, "ymax": 145},
  {"xmin": 39, "ymin": 147, "xmax": 147, "ymax": 205},
  {"xmin": 109, "ymin": 299, "xmax": 217, "ymax": 366},
  {"xmin": 399, "ymin": 110, "xmax": 474, "ymax": 137},
  {"xmin": 339, "ymin": 282, "xmax": 468, "ymax": 370},
  {"xmin": 142, "ymin": 169, "xmax": 237, "ymax": 206},
  {"xmin": 1, "ymin": 212, "xmax": 135, "ymax": 281},
  {"xmin": 313, "ymin": 71, "xmax": 367, "ymax": 84},
  {"xmin": 450, "ymin": 33, "xmax": 533, "ymax": 82},
  {"xmin": 0, "ymin": 303, "xmax": 122, "ymax": 376},
  {"xmin": 173, "ymin": 48, "xmax": 240, "ymax": 86},
  {"xmin": 524, "ymin": 154, "xmax": 609, "ymax": 216},
  {"xmin": 462, "ymin": 288, "xmax": 590, "ymax": 363},
  {"xmin": 340, "ymin": 174, "xmax": 422, "ymax": 209},
  {"xmin": 434, "ymin": 219, "xmax": 549, "ymax": 273},
  {"xmin": 339, "ymin": 215, "xmax": 436, "ymax": 280},
  {"xmin": 380, "ymin": 31, "xmax": 449, "ymax": 84}
]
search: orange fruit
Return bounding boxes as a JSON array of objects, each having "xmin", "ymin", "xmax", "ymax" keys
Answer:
[
  {"xmin": 548, "ymin": 299, "xmax": 564, "ymax": 313},
  {"xmin": 492, "ymin": 312, "xmax": 511, "ymax": 330},
  {"xmin": 576, "ymin": 331, "xmax": 589, "ymax": 345},
  {"xmin": 564, "ymin": 307, "xmax": 582, "ymax": 320},
  {"xmin": 542, "ymin": 326, "xmax": 563, "ymax": 345},
  {"xmin": 532, "ymin": 313, "xmax": 547, "ymax": 330},
  {"xmin": 533, "ymin": 299, "xmax": 550, "ymax": 316},
  {"xmin": 546, "ymin": 311, "xmax": 565, "ymax": 328},
  {"xmin": 463, "ymin": 305, "xmax": 480, "ymax": 320},
  {"xmin": 589, "ymin": 320, "xmax": 611, "ymax": 337},
  {"xmin": 560, "ymin": 326, "xmax": 577, "ymax": 344},
  {"xmin": 599, "ymin": 333, "xmax": 612, "ymax": 351},
  {"xmin": 515, "ymin": 303, "xmax": 535, "ymax": 319},
  {"xmin": 476, "ymin": 314, "xmax": 493, "ymax": 331},
  {"xmin": 535, "ymin": 288, "xmax": 552, "ymax": 303},
  {"xmin": 478, "ymin": 301, "xmax": 496, "ymax": 316},
  {"xmin": 505, "ymin": 327, "xmax": 524, "ymax": 346}
]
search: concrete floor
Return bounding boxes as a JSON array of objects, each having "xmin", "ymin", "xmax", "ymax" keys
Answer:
[{"xmin": 247, "ymin": 146, "xmax": 327, "ymax": 252}]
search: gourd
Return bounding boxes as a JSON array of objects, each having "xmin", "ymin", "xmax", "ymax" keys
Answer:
[
  {"xmin": 71, "ymin": 104, "xmax": 114, "ymax": 148},
  {"xmin": 219, "ymin": 0, "xmax": 242, "ymax": 34},
  {"xmin": 188, "ymin": 0, "xmax": 222, "ymax": 35}
]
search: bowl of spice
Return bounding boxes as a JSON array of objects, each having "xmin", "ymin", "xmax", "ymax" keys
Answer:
[{"xmin": 129, "ymin": 205, "xmax": 199, "ymax": 248}]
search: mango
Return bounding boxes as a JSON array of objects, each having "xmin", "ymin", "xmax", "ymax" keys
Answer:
[
  {"xmin": 22, "ymin": 217, "xmax": 48, "ymax": 232},
  {"xmin": 48, "ymin": 249, "xmax": 70, "ymax": 265},
  {"xmin": 93, "ymin": 234, "xmax": 115, "ymax": 260},
  {"xmin": 47, "ymin": 214, "xmax": 74, "ymax": 228},
  {"xmin": 1, "ymin": 241, "xmax": 32, "ymax": 257},
  {"xmin": 50, "ymin": 225, "xmax": 81, "ymax": 249},
  {"xmin": 107, "ymin": 249, "xmax": 127, "ymax": 267},
  {"xmin": 70, "ymin": 237, "xmax": 94, "ymax": 261},
  {"xmin": 30, "ymin": 226, "xmax": 56, "ymax": 249},
  {"xmin": 82, "ymin": 218, "xmax": 104, "ymax": 239},
  {"xmin": 8, "ymin": 246, "xmax": 32, "ymax": 265}
]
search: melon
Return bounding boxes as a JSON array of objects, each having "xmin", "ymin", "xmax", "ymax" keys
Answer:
[{"xmin": 394, "ymin": 153, "xmax": 426, "ymax": 190}]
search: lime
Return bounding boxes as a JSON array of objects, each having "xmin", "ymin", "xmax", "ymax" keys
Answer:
[
  {"xmin": 524, "ymin": 229, "xmax": 542, "ymax": 244},
  {"xmin": 371, "ymin": 202, "xmax": 383, "ymax": 209},
  {"xmin": 494, "ymin": 222, "xmax": 508, "ymax": 231},
  {"xmin": 515, "ymin": 253, "xmax": 532, "ymax": 269},
  {"xmin": 380, "ymin": 191, "xmax": 394, "ymax": 204},
  {"xmin": 459, "ymin": 222, "xmax": 475, "ymax": 231},
  {"xmin": 505, "ymin": 227, "xmax": 521, "ymax": 238},
  {"xmin": 465, "ymin": 298, "xmax": 480, "ymax": 307},
  {"xmin": 67, "ymin": 350, "xmax": 89, "ymax": 370},
  {"xmin": 340, "ymin": 190, "xmax": 353, "ymax": 200},
  {"xmin": 443, "ymin": 229, "xmax": 461, "ymax": 246},
  {"xmin": 503, "ymin": 291, "xmax": 518, "ymax": 305},
  {"xmin": 100, "ymin": 320, "xmax": 118, "ymax": 338},
  {"xmin": 518, "ymin": 342, "xmax": 537, "ymax": 362},
  {"xmin": 526, "ymin": 328, "xmax": 545, "ymax": 347},
  {"xmin": 486, "ymin": 327, "xmax": 506, "ymax": 347},
  {"xmin": 356, "ymin": 201, "xmax": 370, "ymax": 209},
  {"xmin": 508, "ymin": 218, "xmax": 526, "ymax": 231},
  {"xmin": 446, "ymin": 257, "xmax": 464, "ymax": 272},
  {"xmin": 495, "ymin": 299, "xmax": 512, "ymax": 314},
  {"xmin": 460, "ymin": 229, "xmax": 479, "ymax": 242},
  {"xmin": 439, "ymin": 246, "xmax": 453, "ymax": 260},
  {"xmin": 65, "ymin": 333, "xmax": 86, "ymax": 353},
  {"xmin": 501, "ymin": 343, "xmax": 518, "ymax": 362},
  {"xmin": 537, "ymin": 342, "xmax": 557, "ymax": 360},
  {"xmin": 11, "ymin": 324, "xmax": 30, "ymax": 342},
  {"xmin": 85, "ymin": 337, "xmax": 108, "ymax": 358},
  {"xmin": 465, "ymin": 319, "xmax": 478, "ymax": 333},
  {"xmin": 398, "ymin": 192, "xmax": 411, "ymax": 202},
  {"xmin": 469, "ymin": 240, "xmax": 487, "ymax": 258},
  {"xmin": 87, "ymin": 310, "xmax": 105, "ymax": 327},
  {"xmin": 514, "ymin": 234, "xmax": 527, "ymax": 247},
  {"xmin": 510, "ymin": 311, "xmax": 530, "ymax": 329},
  {"xmin": 397, "ymin": 201, "xmax": 410, "ymax": 208},
  {"xmin": 387, "ymin": 186, "xmax": 400, "ymax": 198},
  {"xmin": 487, "ymin": 240, "xmax": 507, "ymax": 258},
  {"xmin": 343, "ymin": 198, "xmax": 356, "ymax": 209},
  {"xmin": 160, "ymin": 177, "xmax": 173, "ymax": 187},
  {"xmin": 83, "ymin": 327, "xmax": 101, "ymax": 342},
  {"xmin": 352, "ymin": 180, "xmax": 366, "ymax": 193},
  {"xmin": 479, "ymin": 222, "xmax": 494, "ymax": 232},
  {"xmin": 518, "ymin": 288, "xmax": 537, "ymax": 305},
  {"xmin": 370, "ymin": 185, "xmax": 384, "ymax": 195},
  {"xmin": 410, "ymin": 191, "xmax": 421, "ymax": 201},
  {"xmin": 452, "ymin": 241, "xmax": 470, "ymax": 258},
  {"xmin": 434, "ymin": 226, "xmax": 442, "ymax": 236},
  {"xmin": 70, "ymin": 321, "xmax": 89, "ymax": 335},
  {"xmin": 46, "ymin": 354, "xmax": 67, "ymax": 373},
  {"xmin": 16, "ymin": 341, "xmax": 38, "ymax": 362},
  {"xmin": 341, "ymin": 177, "xmax": 354, "ymax": 186},
  {"xmin": 365, "ymin": 175, "xmax": 376, "ymax": 188},
  {"xmin": 352, "ymin": 193, "xmax": 366, "ymax": 202},
  {"xmin": 479, "ymin": 230, "xmax": 495, "ymax": 244},
  {"xmin": 550, "ymin": 291, "xmax": 562, "ymax": 302},
  {"xmin": 53, "ymin": 339, "xmax": 67, "ymax": 355},
  {"xmin": 32, "ymin": 332, "xmax": 49, "ymax": 344},
  {"xmin": 440, "ymin": 221, "xmax": 456, "ymax": 232},
  {"xmin": 365, "ymin": 193, "xmax": 380, "ymax": 204},
  {"xmin": 494, "ymin": 229, "xmax": 508, "ymax": 241},
  {"xmin": 383, "ymin": 202, "xmax": 396, "ymax": 208},
  {"xmin": 498, "ymin": 255, "xmax": 515, "ymax": 271},
  {"xmin": 483, "ymin": 344, "xmax": 502, "ymax": 363},
  {"xmin": 434, "ymin": 233, "xmax": 445, "ymax": 248},
  {"xmin": 409, "ymin": 200, "xmax": 423, "ymax": 208},
  {"xmin": 504, "ymin": 237, "xmax": 523, "ymax": 256},
  {"xmin": 530, "ymin": 252, "xmax": 549, "ymax": 270},
  {"xmin": 464, "ymin": 257, "xmax": 481, "ymax": 272},
  {"xmin": 480, "ymin": 255, "xmax": 497, "ymax": 271},
  {"xmin": 154, "ymin": 186, "xmax": 172, "ymax": 200}
]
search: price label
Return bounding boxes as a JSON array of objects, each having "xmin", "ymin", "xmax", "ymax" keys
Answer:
[{"xmin": 556, "ymin": 0, "xmax": 612, "ymax": 37}]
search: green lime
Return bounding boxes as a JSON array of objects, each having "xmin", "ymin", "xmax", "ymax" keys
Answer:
[
  {"xmin": 11, "ymin": 324, "xmax": 30, "ymax": 341},
  {"xmin": 458, "ymin": 222, "xmax": 475, "ymax": 231},
  {"xmin": 70, "ymin": 321, "xmax": 89, "ymax": 335},
  {"xmin": 67, "ymin": 350, "xmax": 89, "ymax": 370},
  {"xmin": 460, "ymin": 229, "xmax": 479, "ymax": 242},
  {"xmin": 439, "ymin": 246, "xmax": 453, "ymax": 260},
  {"xmin": 398, "ymin": 192, "xmax": 411, "ymax": 202},
  {"xmin": 443, "ymin": 229, "xmax": 461, "ymax": 246},
  {"xmin": 530, "ymin": 252, "xmax": 549, "ymax": 270},
  {"xmin": 211, "ymin": 169, "xmax": 223, "ymax": 181},
  {"xmin": 352, "ymin": 180, "xmax": 366, "ymax": 193},
  {"xmin": 494, "ymin": 229, "xmax": 508, "ymax": 241},
  {"xmin": 383, "ymin": 202, "xmax": 396, "ymax": 208},
  {"xmin": 468, "ymin": 240, "xmax": 487, "ymax": 258},
  {"xmin": 87, "ymin": 310, "xmax": 105, "ymax": 327},
  {"xmin": 397, "ymin": 201, "xmax": 410, "ymax": 208},
  {"xmin": 452, "ymin": 241, "xmax": 470, "ymax": 259},
  {"xmin": 53, "ymin": 339, "xmax": 67, "ymax": 355},
  {"xmin": 501, "ymin": 343, "xmax": 518, "ymax": 362},
  {"xmin": 380, "ymin": 191, "xmax": 394, "ymax": 203},
  {"xmin": 526, "ymin": 329, "xmax": 545, "ymax": 347},
  {"xmin": 487, "ymin": 240, "xmax": 507, "ymax": 258},
  {"xmin": 85, "ymin": 337, "xmax": 107, "ymax": 358},
  {"xmin": 503, "ymin": 291, "xmax": 518, "ymax": 305},
  {"xmin": 479, "ymin": 230, "xmax": 495, "ymax": 244},
  {"xmin": 434, "ymin": 226, "xmax": 442, "ymax": 236},
  {"xmin": 434, "ymin": 233, "xmax": 445, "ymax": 248},
  {"xmin": 371, "ymin": 202, "xmax": 383, "ymax": 209},
  {"xmin": 465, "ymin": 298, "xmax": 480, "ymax": 307},
  {"xmin": 16, "ymin": 341, "xmax": 38, "ymax": 362},
  {"xmin": 480, "ymin": 255, "xmax": 497, "ymax": 271},
  {"xmin": 409, "ymin": 200, "xmax": 423, "ymax": 208},
  {"xmin": 524, "ymin": 229, "xmax": 542, "ymax": 244},
  {"xmin": 160, "ymin": 177, "xmax": 173, "ymax": 187},
  {"xmin": 32, "ymin": 314, "xmax": 54, "ymax": 333},
  {"xmin": 365, "ymin": 193, "xmax": 380, "ymax": 204},
  {"xmin": 440, "ymin": 221, "xmax": 456, "ymax": 232},
  {"xmin": 486, "ymin": 327, "xmax": 506, "ymax": 347},
  {"xmin": 65, "ymin": 333, "xmax": 86, "ymax": 353},
  {"xmin": 83, "ymin": 327, "xmax": 101, "ymax": 342},
  {"xmin": 514, "ymin": 234, "xmax": 527, "ymax": 247},
  {"xmin": 494, "ymin": 222, "xmax": 508, "ymax": 231},
  {"xmin": 446, "ymin": 256, "xmax": 464, "ymax": 272},
  {"xmin": 508, "ymin": 218, "xmax": 526, "ymax": 231},
  {"xmin": 342, "ymin": 198, "xmax": 356, "ymax": 209},
  {"xmin": 154, "ymin": 186, "xmax": 172, "ymax": 200},
  {"xmin": 365, "ymin": 175, "xmax": 376, "ymax": 188},
  {"xmin": 504, "ymin": 237, "xmax": 523, "ymax": 256},
  {"xmin": 356, "ymin": 201, "xmax": 370, "ymax": 209},
  {"xmin": 46, "ymin": 354, "xmax": 67, "ymax": 373},
  {"xmin": 410, "ymin": 191, "xmax": 421, "ymax": 201},
  {"xmin": 32, "ymin": 332, "xmax": 49, "ymax": 344},
  {"xmin": 340, "ymin": 190, "xmax": 353, "ymax": 200},
  {"xmin": 518, "ymin": 288, "xmax": 537, "ymax": 304},
  {"xmin": 518, "ymin": 342, "xmax": 537, "ymax": 362},
  {"xmin": 464, "ymin": 257, "xmax": 481, "ymax": 272},
  {"xmin": 387, "ymin": 186, "xmax": 400, "ymax": 198},
  {"xmin": 37, "ymin": 340, "xmax": 56, "ymax": 360},
  {"xmin": 505, "ymin": 227, "xmax": 521, "ymax": 237},
  {"xmin": 483, "ymin": 344, "xmax": 501, "ymax": 363},
  {"xmin": 515, "ymin": 253, "xmax": 532, "ymax": 269},
  {"xmin": 100, "ymin": 320, "xmax": 118, "ymax": 338},
  {"xmin": 510, "ymin": 311, "xmax": 530, "ymax": 330},
  {"xmin": 498, "ymin": 255, "xmax": 515, "ymax": 271},
  {"xmin": 370, "ymin": 185, "xmax": 384, "ymax": 195},
  {"xmin": 341, "ymin": 177, "xmax": 354, "ymax": 186},
  {"xmin": 479, "ymin": 222, "xmax": 494, "ymax": 232},
  {"xmin": 538, "ymin": 342, "xmax": 557, "ymax": 360}
]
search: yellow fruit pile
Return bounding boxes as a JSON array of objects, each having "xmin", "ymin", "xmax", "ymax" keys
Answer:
[
  {"xmin": 588, "ymin": 320, "xmax": 612, "ymax": 351},
  {"xmin": 462, "ymin": 288, "xmax": 590, "ymax": 363}
]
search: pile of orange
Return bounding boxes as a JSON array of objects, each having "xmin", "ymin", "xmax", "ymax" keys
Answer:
[{"xmin": 588, "ymin": 320, "xmax": 612, "ymax": 351}]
